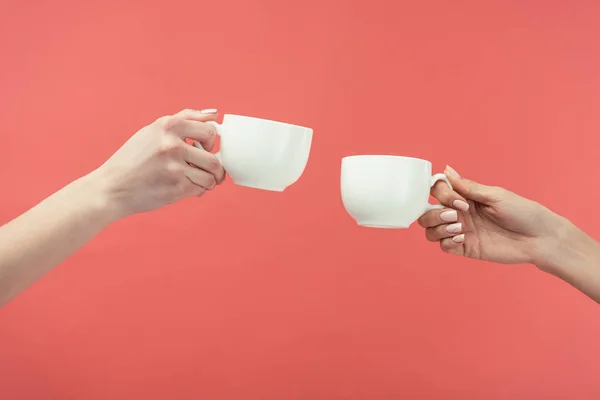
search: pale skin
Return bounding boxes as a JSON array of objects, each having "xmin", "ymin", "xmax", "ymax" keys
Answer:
[
  {"xmin": 0, "ymin": 108, "xmax": 225, "ymax": 307},
  {"xmin": 421, "ymin": 165, "xmax": 600, "ymax": 303},
  {"xmin": 2, "ymin": 118, "xmax": 600, "ymax": 308}
]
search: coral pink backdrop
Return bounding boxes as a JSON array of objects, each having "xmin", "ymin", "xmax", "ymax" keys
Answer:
[{"xmin": 1, "ymin": 0, "xmax": 600, "ymax": 398}]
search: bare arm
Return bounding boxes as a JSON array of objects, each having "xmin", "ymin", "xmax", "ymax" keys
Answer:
[
  {"xmin": 0, "ymin": 108, "xmax": 224, "ymax": 308},
  {"xmin": 0, "ymin": 171, "xmax": 117, "ymax": 306},
  {"xmin": 535, "ymin": 217, "xmax": 600, "ymax": 303},
  {"xmin": 420, "ymin": 166, "xmax": 600, "ymax": 304}
]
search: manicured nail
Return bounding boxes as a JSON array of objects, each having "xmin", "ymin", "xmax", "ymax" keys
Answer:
[
  {"xmin": 453, "ymin": 199, "xmax": 470, "ymax": 212},
  {"xmin": 445, "ymin": 165, "xmax": 460, "ymax": 178},
  {"xmin": 440, "ymin": 210, "xmax": 458, "ymax": 222},
  {"xmin": 200, "ymin": 108, "xmax": 218, "ymax": 114},
  {"xmin": 446, "ymin": 223, "xmax": 462, "ymax": 234},
  {"xmin": 451, "ymin": 234, "xmax": 465, "ymax": 243}
]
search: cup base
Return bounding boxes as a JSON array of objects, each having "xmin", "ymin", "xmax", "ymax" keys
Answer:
[
  {"xmin": 356, "ymin": 221, "xmax": 410, "ymax": 229},
  {"xmin": 235, "ymin": 180, "xmax": 286, "ymax": 192}
]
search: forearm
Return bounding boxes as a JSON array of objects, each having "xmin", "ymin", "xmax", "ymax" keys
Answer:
[
  {"xmin": 0, "ymin": 170, "xmax": 119, "ymax": 307},
  {"xmin": 535, "ymin": 217, "xmax": 600, "ymax": 303}
]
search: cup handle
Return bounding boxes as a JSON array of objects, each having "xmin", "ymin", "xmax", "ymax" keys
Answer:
[
  {"xmin": 425, "ymin": 173, "xmax": 453, "ymax": 212},
  {"xmin": 193, "ymin": 121, "xmax": 223, "ymax": 161}
]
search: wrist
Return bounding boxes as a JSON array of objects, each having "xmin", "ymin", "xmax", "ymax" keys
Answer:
[
  {"xmin": 533, "ymin": 214, "xmax": 596, "ymax": 274},
  {"xmin": 74, "ymin": 169, "xmax": 126, "ymax": 225}
]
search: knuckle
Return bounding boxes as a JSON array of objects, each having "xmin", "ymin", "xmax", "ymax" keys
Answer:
[
  {"xmin": 440, "ymin": 239, "xmax": 454, "ymax": 253},
  {"xmin": 157, "ymin": 138, "xmax": 176, "ymax": 155},
  {"xmin": 205, "ymin": 175, "xmax": 217, "ymax": 190},
  {"xmin": 166, "ymin": 161, "xmax": 184, "ymax": 176},
  {"xmin": 462, "ymin": 185, "xmax": 475, "ymax": 197},
  {"xmin": 157, "ymin": 141, "xmax": 173, "ymax": 155},
  {"xmin": 425, "ymin": 228, "xmax": 436, "ymax": 242},
  {"xmin": 155, "ymin": 115, "xmax": 170, "ymax": 126},
  {"xmin": 160, "ymin": 115, "xmax": 182, "ymax": 132},
  {"xmin": 208, "ymin": 154, "xmax": 221, "ymax": 170},
  {"xmin": 156, "ymin": 115, "xmax": 173, "ymax": 130},
  {"xmin": 158, "ymin": 138, "xmax": 185, "ymax": 157},
  {"xmin": 206, "ymin": 125, "xmax": 217, "ymax": 142},
  {"xmin": 216, "ymin": 171, "xmax": 226, "ymax": 185}
]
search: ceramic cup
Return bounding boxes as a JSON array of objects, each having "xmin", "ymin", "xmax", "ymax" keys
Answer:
[
  {"xmin": 195, "ymin": 114, "xmax": 313, "ymax": 192},
  {"xmin": 340, "ymin": 155, "xmax": 452, "ymax": 228}
]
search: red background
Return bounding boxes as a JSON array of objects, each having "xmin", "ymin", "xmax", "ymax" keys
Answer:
[{"xmin": 2, "ymin": 0, "xmax": 600, "ymax": 398}]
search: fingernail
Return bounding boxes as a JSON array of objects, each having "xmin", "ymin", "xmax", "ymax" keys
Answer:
[
  {"xmin": 446, "ymin": 223, "xmax": 462, "ymax": 234},
  {"xmin": 200, "ymin": 108, "xmax": 218, "ymax": 114},
  {"xmin": 452, "ymin": 234, "xmax": 465, "ymax": 243},
  {"xmin": 445, "ymin": 165, "xmax": 460, "ymax": 178},
  {"xmin": 440, "ymin": 210, "xmax": 458, "ymax": 222},
  {"xmin": 453, "ymin": 199, "xmax": 470, "ymax": 212}
]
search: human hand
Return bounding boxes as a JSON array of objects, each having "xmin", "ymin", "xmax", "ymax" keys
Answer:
[
  {"xmin": 90, "ymin": 108, "xmax": 226, "ymax": 219},
  {"xmin": 418, "ymin": 166, "xmax": 565, "ymax": 265}
]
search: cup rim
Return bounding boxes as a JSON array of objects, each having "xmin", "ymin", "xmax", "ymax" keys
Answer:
[
  {"xmin": 224, "ymin": 114, "xmax": 313, "ymax": 132},
  {"xmin": 341, "ymin": 154, "xmax": 431, "ymax": 164}
]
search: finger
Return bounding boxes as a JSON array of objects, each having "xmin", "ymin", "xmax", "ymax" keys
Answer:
[
  {"xmin": 430, "ymin": 180, "xmax": 469, "ymax": 212},
  {"xmin": 418, "ymin": 208, "xmax": 458, "ymax": 228},
  {"xmin": 444, "ymin": 165, "xmax": 500, "ymax": 204},
  {"xmin": 165, "ymin": 118, "xmax": 217, "ymax": 151},
  {"xmin": 183, "ymin": 180, "xmax": 207, "ymax": 197},
  {"xmin": 174, "ymin": 109, "xmax": 218, "ymax": 150},
  {"xmin": 425, "ymin": 222, "xmax": 463, "ymax": 242},
  {"xmin": 184, "ymin": 165, "xmax": 218, "ymax": 190},
  {"xmin": 440, "ymin": 235, "xmax": 465, "ymax": 255},
  {"xmin": 173, "ymin": 108, "xmax": 219, "ymax": 122},
  {"xmin": 184, "ymin": 145, "xmax": 225, "ymax": 184}
]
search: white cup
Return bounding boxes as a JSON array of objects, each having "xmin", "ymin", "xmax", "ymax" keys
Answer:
[
  {"xmin": 340, "ymin": 155, "xmax": 452, "ymax": 228},
  {"xmin": 195, "ymin": 114, "xmax": 313, "ymax": 192}
]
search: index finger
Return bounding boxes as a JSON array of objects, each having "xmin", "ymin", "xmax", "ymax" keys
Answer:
[
  {"xmin": 431, "ymin": 180, "xmax": 470, "ymax": 212},
  {"xmin": 173, "ymin": 108, "xmax": 219, "ymax": 122},
  {"xmin": 165, "ymin": 118, "xmax": 217, "ymax": 151}
]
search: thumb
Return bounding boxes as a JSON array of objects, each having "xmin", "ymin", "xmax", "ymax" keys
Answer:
[{"xmin": 444, "ymin": 165, "xmax": 498, "ymax": 204}]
